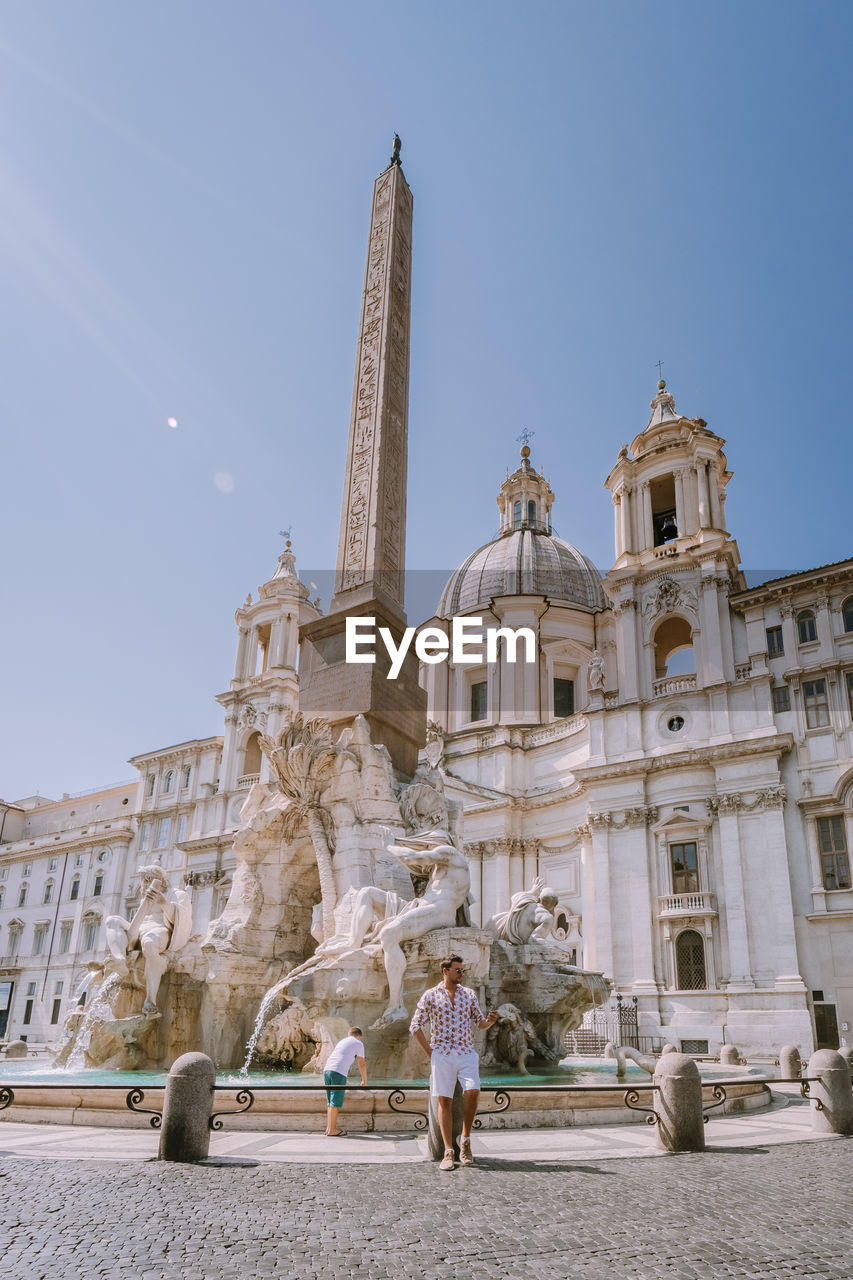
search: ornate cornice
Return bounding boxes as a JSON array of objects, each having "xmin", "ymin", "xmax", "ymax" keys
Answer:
[{"xmin": 573, "ymin": 733, "xmax": 794, "ymax": 784}]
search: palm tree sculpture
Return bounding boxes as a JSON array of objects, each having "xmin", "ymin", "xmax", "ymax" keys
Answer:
[{"xmin": 258, "ymin": 713, "xmax": 350, "ymax": 941}]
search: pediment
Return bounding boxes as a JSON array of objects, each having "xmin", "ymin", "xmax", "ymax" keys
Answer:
[{"xmin": 651, "ymin": 810, "xmax": 711, "ymax": 835}]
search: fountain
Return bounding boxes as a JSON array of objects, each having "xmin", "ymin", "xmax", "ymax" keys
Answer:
[{"xmin": 1, "ymin": 714, "xmax": 772, "ymax": 1131}]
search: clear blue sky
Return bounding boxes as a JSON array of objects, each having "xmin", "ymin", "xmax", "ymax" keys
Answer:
[{"xmin": 1, "ymin": 1, "xmax": 851, "ymax": 801}]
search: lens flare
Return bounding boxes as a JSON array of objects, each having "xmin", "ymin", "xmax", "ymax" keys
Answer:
[{"xmin": 214, "ymin": 472, "xmax": 235, "ymax": 493}]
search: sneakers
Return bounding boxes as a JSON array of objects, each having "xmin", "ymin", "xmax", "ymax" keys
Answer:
[
  {"xmin": 439, "ymin": 1149, "xmax": 455, "ymax": 1171},
  {"xmin": 459, "ymin": 1138, "xmax": 474, "ymax": 1167}
]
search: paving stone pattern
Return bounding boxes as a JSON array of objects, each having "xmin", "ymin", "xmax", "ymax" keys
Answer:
[{"xmin": 2, "ymin": 1141, "xmax": 853, "ymax": 1279}]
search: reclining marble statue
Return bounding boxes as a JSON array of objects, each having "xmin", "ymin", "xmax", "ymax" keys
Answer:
[
  {"xmin": 104, "ymin": 864, "xmax": 193, "ymax": 1011},
  {"xmin": 279, "ymin": 822, "xmax": 472, "ymax": 1029}
]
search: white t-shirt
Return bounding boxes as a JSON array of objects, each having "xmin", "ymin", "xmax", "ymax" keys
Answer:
[{"xmin": 325, "ymin": 1035, "xmax": 365, "ymax": 1076}]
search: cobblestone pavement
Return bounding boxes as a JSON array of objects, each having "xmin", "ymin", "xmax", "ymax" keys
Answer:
[{"xmin": 3, "ymin": 1138, "xmax": 853, "ymax": 1279}]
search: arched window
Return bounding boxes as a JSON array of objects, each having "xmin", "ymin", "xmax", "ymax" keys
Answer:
[
  {"xmin": 675, "ymin": 930, "xmax": 707, "ymax": 990},
  {"xmin": 43, "ymin": 880, "xmax": 54, "ymax": 905},
  {"xmin": 527, "ymin": 499, "xmax": 536, "ymax": 527},
  {"xmin": 163, "ymin": 770, "xmax": 175, "ymax": 794},
  {"xmin": 69, "ymin": 877, "xmax": 80, "ymax": 902},
  {"xmin": 17, "ymin": 884, "xmax": 27, "ymax": 908},
  {"xmin": 93, "ymin": 873, "xmax": 103, "ymax": 897},
  {"xmin": 842, "ymin": 597, "xmax": 853, "ymax": 633},
  {"xmin": 242, "ymin": 732, "xmax": 262, "ymax": 779},
  {"xmin": 797, "ymin": 609, "xmax": 817, "ymax": 644},
  {"xmin": 146, "ymin": 774, "xmax": 155, "ymax": 797},
  {"xmin": 513, "ymin": 500, "xmax": 522, "ymax": 530},
  {"xmin": 653, "ymin": 616, "xmax": 695, "ymax": 679}
]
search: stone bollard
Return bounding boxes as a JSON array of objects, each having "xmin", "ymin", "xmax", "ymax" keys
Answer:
[
  {"xmin": 837, "ymin": 1045, "xmax": 853, "ymax": 1071},
  {"xmin": 5, "ymin": 1040, "xmax": 28, "ymax": 1059},
  {"xmin": 427, "ymin": 1081, "xmax": 464, "ymax": 1162},
  {"xmin": 779, "ymin": 1045, "xmax": 801, "ymax": 1079},
  {"xmin": 720, "ymin": 1044, "xmax": 740, "ymax": 1066},
  {"xmin": 661, "ymin": 1044, "xmax": 677, "ymax": 1056},
  {"xmin": 806, "ymin": 1049, "xmax": 853, "ymax": 1136},
  {"xmin": 158, "ymin": 1052, "xmax": 216, "ymax": 1162},
  {"xmin": 654, "ymin": 1052, "xmax": 705, "ymax": 1152}
]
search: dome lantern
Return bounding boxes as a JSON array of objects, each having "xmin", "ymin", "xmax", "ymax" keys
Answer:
[{"xmin": 497, "ymin": 443, "xmax": 554, "ymax": 535}]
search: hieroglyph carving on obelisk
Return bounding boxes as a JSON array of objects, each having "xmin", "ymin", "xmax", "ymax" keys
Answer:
[{"xmin": 333, "ymin": 157, "xmax": 412, "ymax": 617}]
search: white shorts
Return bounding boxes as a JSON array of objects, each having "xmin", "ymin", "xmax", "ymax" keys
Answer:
[{"xmin": 430, "ymin": 1049, "xmax": 480, "ymax": 1097}]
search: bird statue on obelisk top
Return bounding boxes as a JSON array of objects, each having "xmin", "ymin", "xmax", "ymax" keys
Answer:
[{"xmin": 297, "ymin": 138, "xmax": 427, "ymax": 775}]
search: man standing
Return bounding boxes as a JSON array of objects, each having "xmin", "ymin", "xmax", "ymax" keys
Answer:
[{"xmin": 410, "ymin": 956, "xmax": 498, "ymax": 1170}]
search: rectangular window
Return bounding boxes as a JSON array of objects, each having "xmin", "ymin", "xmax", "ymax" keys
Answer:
[
  {"xmin": 772, "ymin": 685, "xmax": 791, "ymax": 713},
  {"xmin": 17, "ymin": 885, "xmax": 27, "ymax": 908},
  {"xmin": 156, "ymin": 818, "xmax": 171, "ymax": 848},
  {"xmin": 670, "ymin": 842, "xmax": 700, "ymax": 894},
  {"xmin": 139, "ymin": 822, "xmax": 151, "ymax": 852},
  {"xmin": 54, "ymin": 981, "xmax": 64, "ymax": 995},
  {"xmin": 176, "ymin": 815, "xmax": 187, "ymax": 844},
  {"xmin": 58, "ymin": 923, "xmax": 73, "ymax": 953},
  {"xmin": 93, "ymin": 874, "xmax": 103, "ymax": 897},
  {"xmin": 23, "ymin": 999, "xmax": 33, "ymax": 1025},
  {"xmin": 470, "ymin": 680, "xmax": 488, "ymax": 723},
  {"xmin": 51, "ymin": 999, "xmax": 61, "ymax": 1025},
  {"xmin": 766, "ymin": 626, "xmax": 784, "ymax": 657},
  {"xmin": 818, "ymin": 816, "xmax": 851, "ymax": 891},
  {"xmin": 83, "ymin": 921, "xmax": 97, "ymax": 951},
  {"xmin": 23, "ymin": 863, "xmax": 32, "ymax": 877},
  {"xmin": 75, "ymin": 853, "xmax": 85, "ymax": 867},
  {"xmin": 26, "ymin": 981, "xmax": 36, "ymax": 997},
  {"xmin": 554, "ymin": 678, "xmax": 575, "ymax": 718},
  {"xmin": 33, "ymin": 925, "xmax": 48, "ymax": 956},
  {"xmin": 804, "ymin": 679, "xmax": 830, "ymax": 728},
  {"xmin": 69, "ymin": 879, "xmax": 80, "ymax": 901},
  {"xmin": 48, "ymin": 858, "xmax": 58, "ymax": 872},
  {"xmin": 846, "ymin": 672, "xmax": 853, "ymax": 718},
  {"xmin": 43, "ymin": 882, "xmax": 53, "ymax": 905},
  {"xmin": 0, "ymin": 868, "xmax": 7, "ymax": 881}
]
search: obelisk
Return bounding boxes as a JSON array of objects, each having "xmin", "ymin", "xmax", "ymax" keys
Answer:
[{"xmin": 298, "ymin": 138, "xmax": 427, "ymax": 774}]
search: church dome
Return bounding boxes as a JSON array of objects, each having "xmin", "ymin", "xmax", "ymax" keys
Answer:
[{"xmin": 438, "ymin": 529, "xmax": 606, "ymax": 616}]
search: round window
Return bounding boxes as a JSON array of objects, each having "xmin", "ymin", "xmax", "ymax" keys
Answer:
[{"xmin": 668, "ymin": 716, "xmax": 685, "ymax": 733}]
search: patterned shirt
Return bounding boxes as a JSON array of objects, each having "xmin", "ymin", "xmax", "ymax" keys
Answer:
[{"xmin": 410, "ymin": 983, "xmax": 486, "ymax": 1055}]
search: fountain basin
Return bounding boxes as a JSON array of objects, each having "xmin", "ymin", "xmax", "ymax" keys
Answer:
[{"xmin": 0, "ymin": 1062, "xmax": 771, "ymax": 1131}]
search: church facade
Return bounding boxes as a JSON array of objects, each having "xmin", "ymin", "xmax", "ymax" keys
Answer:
[{"xmin": 2, "ymin": 154, "xmax": 852, "ymax": 1061}]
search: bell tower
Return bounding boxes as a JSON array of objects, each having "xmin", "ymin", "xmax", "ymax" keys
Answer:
[
  {"xmin": 603, "ymin": 381, "xmax": 745, "ymax": 701},
  {"xmin": 217, "ymin": 539, "xmax": 319, "ymax": 794}
]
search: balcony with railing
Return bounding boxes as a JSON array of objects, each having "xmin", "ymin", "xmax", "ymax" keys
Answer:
[
  {"xmin": 652, "ymin": 674, "xmax": 697, "ymax": 698},
  {"xmin": 237, "ymin": 774, "xmax": 261, "ymax": 789},
  {"xmin": 658, "ymin": 891, "xmax": 717, "ymax": 918}
]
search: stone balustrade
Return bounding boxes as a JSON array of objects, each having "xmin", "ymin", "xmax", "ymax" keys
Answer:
[
  {"xmin": 657, "ymin": 891, "xmax": 717, "ymax": 917},
  {"xmin": 652, "ymin": 674, "xmax": 697, "ymax": 697}
]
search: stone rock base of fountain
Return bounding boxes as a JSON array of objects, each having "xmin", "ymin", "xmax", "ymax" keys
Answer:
[
  {"xmin": 263, "ymin": 928, "xmax": 609, "ymax": 1079},
  {"xmin": 277, "ymin": 927, "xmax": 494, "ymax": 1079}
]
